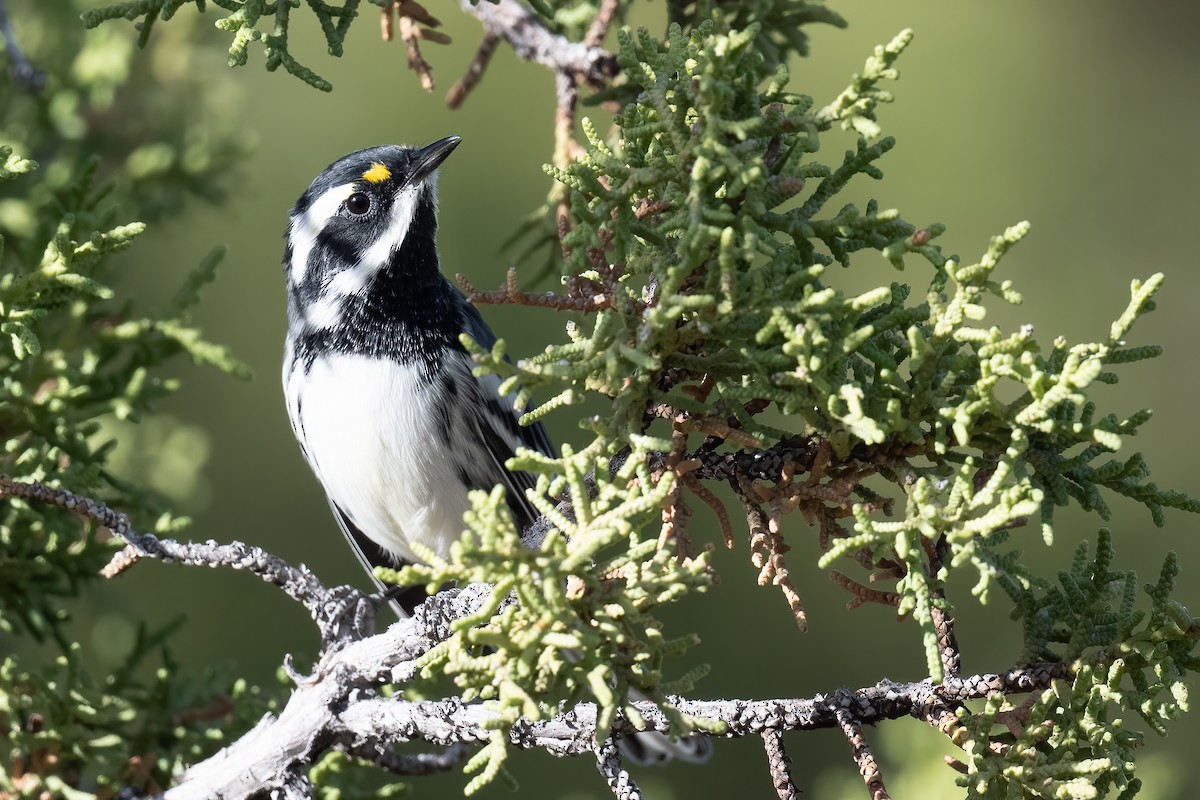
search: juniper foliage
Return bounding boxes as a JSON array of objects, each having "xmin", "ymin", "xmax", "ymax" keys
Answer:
[{"xmin": 1, "ymin": 3, "xmax": 260, "ymax": 797}]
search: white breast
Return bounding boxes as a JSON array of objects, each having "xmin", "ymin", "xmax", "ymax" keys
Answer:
[{"xmin": 284, "ymin": 353, "xmax": 473, "ymax": 564}]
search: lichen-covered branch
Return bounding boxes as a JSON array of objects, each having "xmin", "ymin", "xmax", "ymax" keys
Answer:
[
  {"xmin": 0, "ymin": 476, "xmax": 365, "ymax": 644},
  {"xmin": 457, "ymin": 0, "xmax": 617, "ymax": 87},
  {"xmin": 7, "ymin": 477, "xmax": 1158, "ymax": 800}
]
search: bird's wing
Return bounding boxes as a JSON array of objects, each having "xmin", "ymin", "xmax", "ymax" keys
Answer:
[{"xmin": 460, "ymin": 299, "xmax": 556, "ymax": 532}]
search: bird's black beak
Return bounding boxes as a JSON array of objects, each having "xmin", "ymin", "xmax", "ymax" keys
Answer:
[{"xmin": 409, "ymin": 136, "xmax": 461, "ymax": 185}]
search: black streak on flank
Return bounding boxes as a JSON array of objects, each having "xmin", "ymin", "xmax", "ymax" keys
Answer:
[{"xmin": 455, "ymin": 464, "xmax": 472, "ymax": 489}]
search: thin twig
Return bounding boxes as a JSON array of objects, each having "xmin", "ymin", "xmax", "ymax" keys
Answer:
[
  {"xmin": 595, "ymin": 739, "xmax": 644, "ymax": 800},
  {"xmin": 554, "ymin": 69, "xmax": 581, "ymax": 251},
  {"xmin": 828, "ymin": 570, "xmax": 902, "ymax": 610},
  {"xmin": 836, "ymin": 708, "xmax": 891, "ymax": 800},
  {"xmin": 0, "ymin": 476, "xmax": 375, "ymax": 646},
  {"xmin": 681, "ymin": 473, "xmax": 734, "ymax": 548},
  {"xmin": 446, "ymin": 32, "xmax": 500, "ymax": 109},
  {"xmin": 584, "ymin": 0, "xmax": 620, "ymax": 48},
  {"xmin": 399, "ymin": 18, "xmax": 434, "ymax": 91},
  {"xmin": 739, "ymin": 480, "xmax": 808, "ymax": 631},
  {"xmin": 340, "ymin": 740, "xmax": 468, "ymax": 776},
  {"xmin": 646, "ymin": 402, "xmax": 763, "ymax": 449},
  {"xmin": 762, "ymin": 730, "xmax": 799, "ymax": 800},
  {"xmin": 382, "ymin": 0, "xmax": 450, "ymax": 91},
  {"xmin": 456, "ymin": 267, "xmax": 616, "ymax": 312},
  {"xmin": 924, "ymin": 534, "xmax": 962, "ymax": 678}
]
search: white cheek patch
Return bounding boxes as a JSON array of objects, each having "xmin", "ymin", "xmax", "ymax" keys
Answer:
[{"xmin": 288, "ymin": 178, "xmax": 434, "ymax": 331}]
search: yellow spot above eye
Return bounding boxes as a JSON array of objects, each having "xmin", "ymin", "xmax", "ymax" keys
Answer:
[{"xmin": 361, "ymin": 162, "xmax": 391, "ymax": 183}]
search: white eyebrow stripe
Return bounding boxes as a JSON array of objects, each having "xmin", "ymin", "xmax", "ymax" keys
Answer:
[{"xmin": 288, "ymin": 183, "xmax": 356, "ymax": 285}]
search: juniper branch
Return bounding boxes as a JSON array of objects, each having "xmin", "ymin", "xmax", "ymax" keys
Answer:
[
  {"xmin": 457, "ymin": 0, "xmax": 617, "ymax": 86},
  {"xmin": 0, "ymin": 475, "xmax": 1084, "ymax": 800},
  {"xmin": 595, "ymin": 739, "xmax": 644, "ymax": 800},
  {"xmin": 170, "ymin": 653, "xmax": 1072, "ymax": 800},
  {"xmin": 762, "ymin": 730, "xmax": 799, "ymax": 800},
  {"xmin": 0, "ymin": 476, "xmax": 378, "ymax": 645},
  {"xmin": 836, "ymin": 708, "xmax": 891, "ymax": 800}
]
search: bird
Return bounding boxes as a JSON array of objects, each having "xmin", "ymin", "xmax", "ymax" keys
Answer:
[{"xmin": 279, "ymin": 138, "xmax": 711, "ymax": 765}]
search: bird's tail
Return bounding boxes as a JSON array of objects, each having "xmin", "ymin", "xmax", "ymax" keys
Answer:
[
  {"xmin": 617, "ymin": 688, "xmax": 713, "ymax": 766},
  {"xmin": 619, "ymin": 730, "xmax": 714, "ymax": 766}
]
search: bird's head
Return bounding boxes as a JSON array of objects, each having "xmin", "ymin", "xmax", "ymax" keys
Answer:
[{"xmin": 283, "ymin": 137, "xmax": 461, "ymax": 329}]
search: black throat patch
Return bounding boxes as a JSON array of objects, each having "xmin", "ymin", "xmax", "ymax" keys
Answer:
[{"xmin": 286, "ymin": 191, "xmax": 467, "ymax": 378}]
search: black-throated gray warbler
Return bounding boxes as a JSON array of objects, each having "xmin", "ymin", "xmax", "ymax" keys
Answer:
[
  {"xmin": 280, "ymin": 138, "xmax": 710, "ymax": 765},
  {"xmin": 281, "ymin": 136, "xmax": 550, "ymax": 604}
]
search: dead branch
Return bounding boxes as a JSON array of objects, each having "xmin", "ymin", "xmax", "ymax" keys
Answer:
[
  {"xmin": 382, "ymin": 0, "xmax": 451, "ymax": 91},
  {"xmin": 446, "ymin": 32, "xmax": 501, "ymax": 109},
  {"xmin": 738, "ymin": 480, "xmax": 808, "ymax": 631}
]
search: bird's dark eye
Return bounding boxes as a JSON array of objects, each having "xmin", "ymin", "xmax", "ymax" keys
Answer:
[{"xmin": 346, "ymin": 192, "xmax": 371, "ymax": 216}]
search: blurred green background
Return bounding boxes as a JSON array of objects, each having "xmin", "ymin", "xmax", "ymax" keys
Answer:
[{"xmin": 32, "ymin": 2, "xmax": 1200, "ymax": 798}]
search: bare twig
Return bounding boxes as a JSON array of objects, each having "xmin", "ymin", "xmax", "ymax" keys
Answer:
[
  {"xmin": 836, "ymin": 708, "xmax": 891, "ymax": 800},
  {"xmin": 381, "ymin": 0, "xmax": 451, "ymax": 91},
  {"xmin": 399, "ymin": 15, "xmax": 436, "ymax": 92},
  {"xmin": 171, "ymin": 694, "xmax": 234, "ymax": 727},
  {"xmin": 762, "ymin": 730, "xmax": 799, "ymax": 800},
  {"xmin": 446, "ymin": 32, "xmax": 500, "ymax": 109},
  {"xmin": 596, "ymin": 739, "xmax": 644, "ymax": 800},
  {"xmin": 337, "ymin": 666, "xmax": 1071, "ymax": 753},
  {"xmin": 0, "ymin": 476, "xmax": 375, "ymax": 646},
  {"xmin": 339, "ymin": 740, "xmax": 468, "ymax": 777},
  {"xmin": 554, "ymin": 69, "xmax": 581, "ymax": 248},
  {"xmin": 456, "ymin": 267, "xmax": 616, "ymax": 312},
  {"xmin": 584, "ymin": 0, "xmax": 621, "ymax": 48}
]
